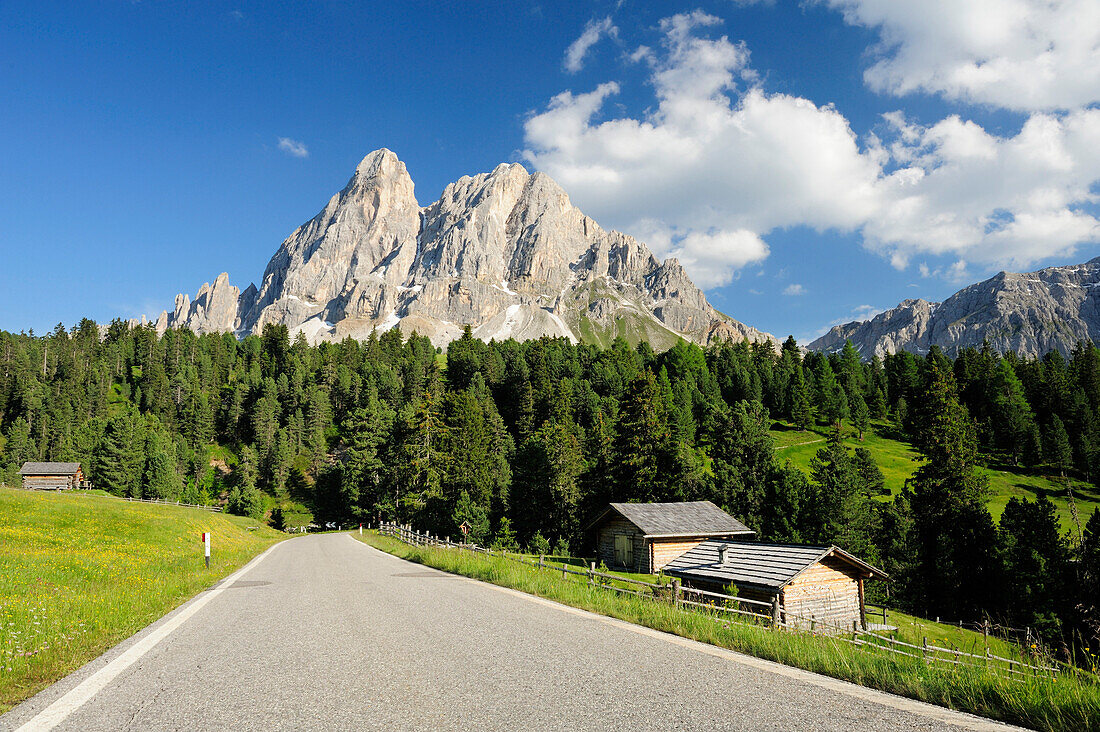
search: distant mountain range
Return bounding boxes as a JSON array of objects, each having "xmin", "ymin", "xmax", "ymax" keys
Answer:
[
  {"xmin": 143, "ymin": 149, "xmax": 775, "ymax": 351},
  {"xmin": 809, "ymin": 257, "xmax": 1100, "ymax": 358},
  {"xmin": 135, "ymin": 149, "xmax": 1100, "ymax": 359}
]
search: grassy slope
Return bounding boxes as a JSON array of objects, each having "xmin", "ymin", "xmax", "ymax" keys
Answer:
[
  {"xmin": 0, "ymin": 487, "xmax": 285, "ymax": 713},
  {"xmin": 357, "ymin": 532, "xmax": 1100, "ymax": 732},
  {"xmin": 772, "ymin": 421, "xmax": 1100, "ymax": 535}
]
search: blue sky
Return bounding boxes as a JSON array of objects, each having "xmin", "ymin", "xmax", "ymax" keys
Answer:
[{"xmin": 2, "ymin": 1, "xmax": 1098, "ymax": 343}]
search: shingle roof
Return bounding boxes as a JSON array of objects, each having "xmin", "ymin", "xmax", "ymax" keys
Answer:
[
  {"xmin": 663, "ymin": 540, "xmax": 887, "ymax": 592},
  {"xmin": 19, "ymin": 462, "xmax": 82, "ymax": 476},
  {"xmin": 586, "ymin": 501, "xmax": 754, "ymax": 537}
]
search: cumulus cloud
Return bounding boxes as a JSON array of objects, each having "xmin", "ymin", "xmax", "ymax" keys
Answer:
[
  {"xmin": 524, "ymin": 12, "xmax": 1100, "ymax": 286},
  {"xmin": 277, "ymin": 137, "xmax": 309, "ymax": 158},
  {"xmin": 564, "ymin": 17, "xmax": 618, "ymax": 73},
  {"xmin": 783, "ymin": 283, "xmax": 806, "ymax": 296},
  {"xmin": 868, "ymin": 108, "xmax": 1100, "ymax": 269},
  {"xmin": 822, "ymin": 0, "xmax": 1100, "ymax": 111}
]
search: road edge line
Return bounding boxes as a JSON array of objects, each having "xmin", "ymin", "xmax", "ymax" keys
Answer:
[{"xmin": 12, "ymin": 539, "xmax": 288, "ymax": 732}]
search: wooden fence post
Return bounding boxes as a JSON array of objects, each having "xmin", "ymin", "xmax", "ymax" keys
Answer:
[
  {"xmin": 589, "ymin": 562, "xmax": 595, "ymax": 586},
  {"xmin": 539, "ymin": 555, "xmax": 544, "ymax": 569},
  {"xmin": 671, "ymin": 578, "xmax": 681, "ymax": 607},
  {"xmin": 771, "ymin": 595, "xmax": 780, "ymax": 628}
]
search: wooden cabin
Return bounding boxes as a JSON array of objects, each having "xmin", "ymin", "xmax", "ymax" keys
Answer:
[
  {"xmin": 663, "ymin": 540, "xmax": 887, "ymax": 632},
  {"xmin": 19, "ymin": 462, "xmax": 85, "ymax": 491},
  {"xmin": 585, "ymin": 501, "xmax": 755, "ymax": 575}
]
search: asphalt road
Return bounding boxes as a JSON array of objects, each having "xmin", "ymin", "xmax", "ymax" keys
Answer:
[{"xmin": 2, "ymin": 533, "xmax": 1024, "ymax": 731}]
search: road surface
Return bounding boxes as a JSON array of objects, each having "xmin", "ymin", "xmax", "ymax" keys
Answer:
[{"xmin": 2, "ymin": 533, "xmax": 1023, "ymax": 731}]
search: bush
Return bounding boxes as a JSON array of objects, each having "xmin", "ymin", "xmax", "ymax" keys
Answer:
[{"xmin": 528, "ymin": 531, "xmax": 551, "ymax": 556}]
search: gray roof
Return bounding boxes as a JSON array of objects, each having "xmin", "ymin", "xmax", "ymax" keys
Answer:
[
  {"xmin": 19, "ymin": 462, "xmax": 82, "ymax": 476},
  {"xmin": 586, "ymin": 501, "xmax": 754, "ymax": 538},
  {"xmin": 663, "ymin": 540, "xmax": 887, "ymax": 592}
]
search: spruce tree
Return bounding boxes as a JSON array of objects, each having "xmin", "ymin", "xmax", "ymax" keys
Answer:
[{"xmin": 905, "ymin": 359, "xmax": 999, "ymax": 619}]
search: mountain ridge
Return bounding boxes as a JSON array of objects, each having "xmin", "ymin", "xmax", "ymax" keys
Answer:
[
  {"xmin": 810, "ymin": 256, "xmax": 1100, "ymax": 358},
  {"xmin": 144, "ymin": 149, "xmax": 776, "ymax": 351}
]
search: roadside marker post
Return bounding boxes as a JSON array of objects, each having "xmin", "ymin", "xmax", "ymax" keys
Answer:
[
  {"xmin": 359, "ymin": 523, "xmax": 363, "ymax": 535},
  {"xmin": 202, "ymin": 532, "xmax": 211, "ymax": 568}
]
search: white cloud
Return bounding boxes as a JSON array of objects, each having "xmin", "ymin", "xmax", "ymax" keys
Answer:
[
  {"xmin": 277, "ymin": 137, "xmax": 309, "ymax": 158},
  {"xmin": 867, "ymin": 109, "xmax": 1100, "ymax": 270},
  {"xmin": 524, "ymin": 13, "xmax": 1100, "ymax": 286},
  {"xmin": 822, "ymin": 0, "xmax": 1100, "ymax": 111},
  {"xmin": 783, "ymin": 283, "xmax": 806, "ymax": 296},
  {"xmin": 564, "ymin": 17, "xmax": 618, "ymax": 73}
]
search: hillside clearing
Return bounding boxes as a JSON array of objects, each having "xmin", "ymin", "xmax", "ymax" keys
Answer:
[
  {"xmin": 772, "ymin": 421, "xmax": 1100, "ymax": 534},
  {"xmin": 0, "ymin": 487, "xmax": 285, "ymax": 713}
]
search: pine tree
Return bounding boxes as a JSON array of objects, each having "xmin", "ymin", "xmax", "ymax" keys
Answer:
[
  {"xmin": 612, "ymin": 371, "xmax": 670, "ymax": 503},
  {"xmin": 999, "ymin": 496, "xmax": 1070, "ymax": 638},
  {"xmin": 905, "ymin": 359, "xmax": 999, "ymax": 618},
  {"xmin": 850, "ymin": 390, "xmax": 870, "ymax": 440},
  {"xmin": 93, "ymin": 409, "xmax": 145, "ymax": 497},
  {"xmin": 711, "ymin": 400, "xmax": 775, "ymax": 533},
  {"xmin": 142, "ymin": 429, "xmax": 181, "ymax": 499},
  {"xmin": 808, "ymin": 427, "xmax": 877, "ymax": 560},
  {"xmin": 340, "ymin": 389, "xmax": 395, "ymax": 522},
  {"xmin": 1044, "ymin": 415, "xmax": 1074, "ymax": 476}
]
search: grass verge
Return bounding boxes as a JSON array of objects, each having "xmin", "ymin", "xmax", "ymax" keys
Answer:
[
  {"xmin": 357, "ymin": 531, "xmax": 1100, "ymax": 732},
  {"xmin": 0, "ymin": 487, "xmax": 285, "ymax": 713}
]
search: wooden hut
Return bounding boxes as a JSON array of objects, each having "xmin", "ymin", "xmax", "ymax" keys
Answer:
[
  {"xmin": 663, "ymin": 540, "xmax": 887, "ymax": 631},
  {"xmin": 19, "ymin": 462, "xmax": 84, "ymax": 491},
  {"xmin": 584, "ymin": 501, "xmax": 755, "ymax": 575}
]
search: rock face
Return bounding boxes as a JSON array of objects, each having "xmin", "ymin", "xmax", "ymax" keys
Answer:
[
  {"xmin": 153, "ymin": 149, "xmax": 775, "ymax": 350},
  {"xmin": 810, "ymin": 258, "xmax": 1100, "ymax": 359}
]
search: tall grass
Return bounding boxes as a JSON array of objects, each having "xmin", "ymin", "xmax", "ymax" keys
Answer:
[
  {"xmin": 0, "ymin": 487, "xmax": 285, "ymax": 713},
  {"xmin": 358, "ymin": 532, "xmax": 1100, "ymax": 732}
]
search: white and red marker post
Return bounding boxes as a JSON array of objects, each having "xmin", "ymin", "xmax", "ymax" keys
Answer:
[{"xmin": 201, "ymin": 532, "xmax": 211, "ymax": 568}]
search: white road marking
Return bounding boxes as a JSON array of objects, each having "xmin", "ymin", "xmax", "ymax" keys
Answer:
[
  {"xmin": 14, "ymin": 540, "xmax": 287, "ymax": 732},
  {"xmin": 351, "ymin": 536, "xmax": 1025, "ymax": 732}
]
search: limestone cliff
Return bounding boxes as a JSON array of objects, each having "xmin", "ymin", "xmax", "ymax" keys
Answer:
[
  {"xmin": 810, "ymin": 258, "xmax": 1100, "ymax": 358},
  {"xmin": 152, "ymin": 149, "xmax": 775, "ymax": 350}
]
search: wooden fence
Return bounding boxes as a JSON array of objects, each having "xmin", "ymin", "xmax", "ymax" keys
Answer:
[
  {"xmin": 70, "ymin": 490, "xmax": 224, "ymax": 512},
  {"xmin": 377, "ymin": 522, "xmax": 1066, "ymax": 682}
]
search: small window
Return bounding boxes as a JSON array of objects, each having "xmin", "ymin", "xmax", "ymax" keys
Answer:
[{"xmin": 614, "ymin": 534, "xmax": 634, "ymax": 567}]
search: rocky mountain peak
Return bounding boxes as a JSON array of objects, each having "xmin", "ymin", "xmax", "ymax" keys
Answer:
[
  {"xmin": 810, "ymin": 259, "xmax": 1100, "ymax": 359},
  {"xmin": 149, "ymin": 151, "xmax": 776, "ymax": 351}
]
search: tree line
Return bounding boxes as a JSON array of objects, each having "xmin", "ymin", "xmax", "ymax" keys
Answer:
[{"xmin": 0, "ymin": 320, "xmax": 1098, "ymax": 654}]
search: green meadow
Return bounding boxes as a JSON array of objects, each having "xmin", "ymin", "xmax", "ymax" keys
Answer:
[
  {"xmin": 771, "ymin": 420, "xmax": 1100, "ymax": 535},
  {"xmin": 0, "ymin": 487, "xmax": 284, "ymax": 713}
]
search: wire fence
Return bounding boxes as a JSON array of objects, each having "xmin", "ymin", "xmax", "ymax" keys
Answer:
[{"xmin": 378, "ymin": 522, "xmax": 1072, "ymax": 682}]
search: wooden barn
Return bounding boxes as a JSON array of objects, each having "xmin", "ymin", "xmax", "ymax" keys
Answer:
[
  {"xmin": 585, "ymin": 501, "xmax": 755, "ymax": 575},
  {"xmin": 663, "ymin": 540, "xmax": 887, "ymax": 632},
  {"xmin": 19, "ymin": 462, "xmax": 85, "ymax": 491}
]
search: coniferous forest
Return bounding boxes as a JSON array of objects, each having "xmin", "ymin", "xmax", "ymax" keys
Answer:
[{"xmin": 1, "ymin": 319, "xmax": 1099, "ymax": 653}]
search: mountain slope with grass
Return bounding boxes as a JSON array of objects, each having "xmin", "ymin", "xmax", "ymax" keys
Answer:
[
  {"xmin": 0, "ymin": 487, "xmax": 284, "ymax": 713},
  {"xmin": 771, "ymin": 420, "xmax": 1100, "ymax": 536}
]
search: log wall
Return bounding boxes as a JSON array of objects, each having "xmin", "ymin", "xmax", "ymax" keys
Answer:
[
  {"xmin": 21, "ymin": 475, "xmax": 75, "ymax": 490},
  {"xmin": 651, "ymin": 538, "xmax": 706, "ymax": 572},
  {"xmin": 781, "ymin": 556, "xmax": 862, "ymax": 630},
  {"xmin": 595, "ymin": 516, "xmax": 647, "ymax": 573}
]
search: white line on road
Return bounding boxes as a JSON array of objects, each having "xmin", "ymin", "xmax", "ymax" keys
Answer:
[
  {"xmin": 351, "ymin": 536, "xmax": 1024, "ymax": 732},
  {"xmin": 14, "ymin": 540, "xmax": 287, "ymax": 732}
]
